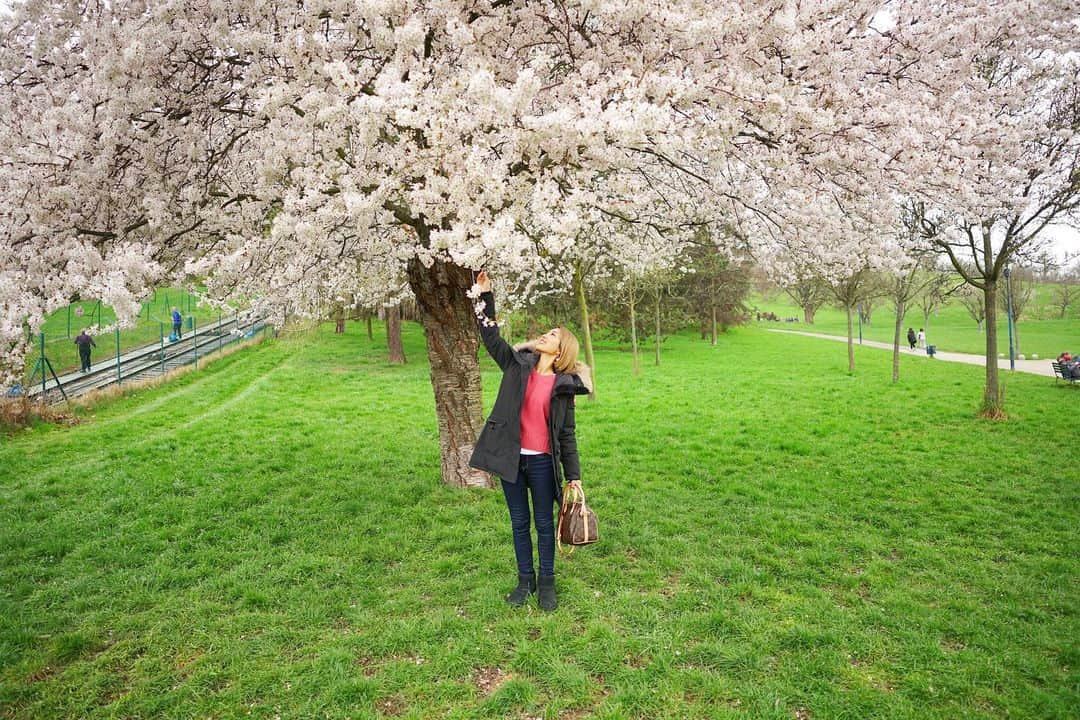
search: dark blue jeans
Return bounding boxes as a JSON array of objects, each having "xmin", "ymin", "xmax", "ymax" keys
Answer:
[{"xmin": 501, "ymin": 453, "xmax": 557, "ymax": 577}]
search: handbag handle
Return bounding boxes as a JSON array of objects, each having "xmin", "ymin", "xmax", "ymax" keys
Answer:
[{"xmin": 557, "ymin": 482, "xmax": 587, "ymax": 556}]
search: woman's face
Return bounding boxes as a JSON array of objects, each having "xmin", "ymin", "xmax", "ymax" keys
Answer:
[{"xmin": 534, "ymin": 328, "xmax": 561, "ymax": 355}]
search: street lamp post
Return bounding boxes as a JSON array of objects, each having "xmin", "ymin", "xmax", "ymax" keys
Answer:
[{"xmin": 1004, "ymin": 267, "xmax": 1016, "ymax": 371}]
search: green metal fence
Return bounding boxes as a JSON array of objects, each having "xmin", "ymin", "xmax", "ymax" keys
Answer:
[
  {"xmin": 27, "ymin": 288, "xmax": 221, "ymax": 379},
  {"xmin": 16, "ymin": 289, "xmax": 272, "ymax": 402}
]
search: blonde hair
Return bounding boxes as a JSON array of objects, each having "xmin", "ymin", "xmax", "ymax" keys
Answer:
[
  {"xmin": 514, "ymin": 327, "xmax": 592, "ymax": 392},
  {"xmin": 553, "ymin": 326, "xmax": 579, "ymax": 374}
]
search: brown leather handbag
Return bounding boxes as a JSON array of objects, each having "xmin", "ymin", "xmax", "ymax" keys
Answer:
[{"xmin": 557, "ymin": 483, "xmax": 598, "ymax": 553}]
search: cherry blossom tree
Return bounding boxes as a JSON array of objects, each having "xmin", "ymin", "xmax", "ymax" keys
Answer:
[
  {"xmin": 884, "ymin": 0, "xmax": 1080, "ymax": 415},
  {"xmin": 1050, "ymin": 253, "xmax": 1079, "ymax": 319},
  {"xmin": 780, "ymin": 270, "xmax": 831, "ymax": 325},
  {"xmin": 6, "ymin": 0, "xmax": 1030, "ymax": 479}
]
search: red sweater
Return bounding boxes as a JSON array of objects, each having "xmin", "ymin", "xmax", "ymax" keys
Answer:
[{"xmin": 519, "ymin": 370, "xmax": 556, "ymax": 453}]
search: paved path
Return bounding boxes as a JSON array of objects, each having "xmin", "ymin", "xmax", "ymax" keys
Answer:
[{"xmin": 766, "ymin": 329, "xmax": 1057, "ymax": 378}]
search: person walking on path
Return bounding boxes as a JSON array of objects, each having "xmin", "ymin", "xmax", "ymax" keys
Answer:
[
  {"xmin": 907, "ymin": 327, "xmax": 917, "ymax": 351},
  {"xmin": 916, "ymin": 328, "xmax": 926, "ymax": 350},
  {"xmin": 171, "ymin": 306, "xmax": 183, "ymax": 339},
  {"xmin": 468, "ymin": 270, "xmax": 592, "ymax": 612},
  {"xmin": 73, "ymin": 329, "xmax": 96, "ymax": 372}
]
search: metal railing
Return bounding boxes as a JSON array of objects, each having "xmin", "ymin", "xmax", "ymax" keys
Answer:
[{"xmin": 16, "ymin": 313, "xmax": 270, "ymax": 404}]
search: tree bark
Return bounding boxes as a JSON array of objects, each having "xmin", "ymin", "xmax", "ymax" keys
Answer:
[
  {"xmin": 654, "ymin": 288, "xmax": 662, "ymax": 366},
  {"xmin": 845, "ymin": 304, "xmax": 855, "ymax": 372},
  {"xmin": 405, "ymin": 256, "xmax": 493, "ymax": 489},
  {"xmin": 334, "ymin": 304, "xmax": 346, "ymax": 334},
  {"xmin": 574, "ymin": 263, "xmax": 596, "ymax": 399},
  {"xmin": 526, "ymin": 307, "xmax": 540, "ymax": 339},
  {"xmin": 710, "ymin": 305, "xmax": 718, "ymax": 345},
  {"xmin": 386, "ymin": 299, "xmax": 406, "ymax": 364},
  {"xmin": 629, "ymin": 282, "xmax": 641, "ymax": 376},
  {"xmin": 366, "ymin": 314, "xmax": 373, "ymax": 340},
  {"xmin": 983, "ymin": 281, "xmax": 1002, "ymax": 414},
  {"xmin": 803, "ymin": 305, "xmax": 816, "ymax": 324},
  {"xmin": 892, "ymin": 300, "xmax": 904, "ymax": 383}
]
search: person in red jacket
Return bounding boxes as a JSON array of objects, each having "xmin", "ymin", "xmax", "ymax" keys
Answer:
[{"xmin": 468, "ymin": 271, "xmax": 592, "ymax": 611}]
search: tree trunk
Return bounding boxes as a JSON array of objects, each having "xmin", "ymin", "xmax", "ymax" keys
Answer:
[
  {"xmin": 526, "ymin": 308, "xmax": 540, "ymax": 339},
  {"xmin": 710, "ymin": 305, "xmax": 718, "ymax": 345},
  {"xmin": 629, "ymin": 284, "xmax": 641, "ymax": 376},
  {"xmin": 983, "ymin": 281, "xmax": 1002, "ymax": 415},
  {"xmin": 654, "ymin": 289, "xmax": 662, "ymax": 366},
  {"xmin": 366, "ymin": 314, "xmax": 373, "ymax": 340},
  {"xmin": 845, "ymin": 304, "xmax": 855, "ymax": 372},
  {"xmin": 405, "ymin": 257, "xmax": 493, "ymax": 489},
  {"xmin": 334, "ymin": 304, "xmax": 346, "ymax": 334},
  {"xmin": 386, "ymin": 300, "xmax": 406, "ymax": 364},
  {"xmin": 574, "ymin": 264, "xmax": 596, "ymax": 399},
  {"xmin": 803, "ymin": 305, "xmax": 815, "ymax": 324},
  {"xmin": 892, "ymin": 301, "xmax": 904, "ymax": 383}
]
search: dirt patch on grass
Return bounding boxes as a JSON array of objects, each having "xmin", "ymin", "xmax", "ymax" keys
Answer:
[
  {"xmin": 474, "ymin": 666, "xmax": 510, "ymax": 696},
  {"xmin": 173, "ymin": 648, "xmax": 205, "ymax": 679},
  {"xmin": 377, "ymin": 694, "xmax": 407, "ymax": 717},
  {"xmin": 26, "ymin": 664, "xmax": 57, "ymax": 683},
  {"xmin": 940, "ymin": 637, "xmax": 966, "ymax": 653},
  {"xmin": 660, "ymin": 572, "xmax": 681, "ymax": 598},
  {"xmin": 355, "ymin": 654, "xmax": 380, "ymax": 677}
]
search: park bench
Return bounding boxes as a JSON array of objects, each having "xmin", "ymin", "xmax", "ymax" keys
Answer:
[{"xmin": 1051, "ymin": 361, "xmax": 1080, "ymax": 385}]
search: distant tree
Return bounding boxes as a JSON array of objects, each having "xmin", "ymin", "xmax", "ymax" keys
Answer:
[
  {"xmin": 1000, "ymin": 267, "xmax": 1037, "ymax": 321},
  {"xmin": 1046, "ymin": 254, "xmax": 1079, "ymax": 319},
  {"xmin": 825, "ymin": 264, "xmax": 877, "ymax": 373},
  {"xmin": 912, "ymin": 268, "xmax": 953, "ymax": 333},
  {"xmin": 332, "ymin": 301, "xmax": 347, "ymax": 334},
  {"xmin": 958, "ymin": 285, "xmax": 987, "ymax": 331},
  {"xmin": 856, "ymin": 278, "xmax": 889, "ymax": 326},
  {"xmin": 681, "ymin": 242, "xmax": 751, "ymax": 345},
  {"xmin": 1000, "ymin": 267, "xmax": 1037, "ymax": 355},
  {"xmin": 780, "ymin": 271, "xmax": 831, "ymax": 325},
  {"xmin": 385, "ymin": 299, "xmax": 406, "ymax": 365},
  {"xmin": 886, "ymin": 215, "xmax": 942, "ymax": 383}
]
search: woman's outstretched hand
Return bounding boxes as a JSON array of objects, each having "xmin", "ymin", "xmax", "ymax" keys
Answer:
[{"xmin": 476, "ymin": 270, "xmax": 492, "ymax": 293}]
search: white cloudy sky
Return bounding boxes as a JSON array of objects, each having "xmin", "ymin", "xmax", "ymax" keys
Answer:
[{"xmin": 0, "ymin": 0, "xmax": 1076, "ymax": 260}]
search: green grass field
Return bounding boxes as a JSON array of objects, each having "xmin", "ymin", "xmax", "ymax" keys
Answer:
[
  {"xmin": 2, "ymin": 322, "xmax": 1078, "ymax": 719},
  {"xmin": 752, "ymin": 285, "xmax": 1080, "ymax": 360},
  {"xmin": 27, "ymin": 288, "xmax": 229, "ymax": 379}
]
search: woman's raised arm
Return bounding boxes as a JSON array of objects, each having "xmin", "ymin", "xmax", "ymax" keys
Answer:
[{"xmin": 471, "ymin": 271, "xmax": 516, "ymax": 371}]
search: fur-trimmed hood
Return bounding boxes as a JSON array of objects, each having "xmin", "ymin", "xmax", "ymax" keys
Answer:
[{"xmin": 512, "ymin": 340, "xmax": 593, "ymax": 394}]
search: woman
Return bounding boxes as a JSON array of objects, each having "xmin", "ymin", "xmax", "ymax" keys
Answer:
[{"xmin": 468, "ymin": 271, "xmax": 592, "ymax": 611}]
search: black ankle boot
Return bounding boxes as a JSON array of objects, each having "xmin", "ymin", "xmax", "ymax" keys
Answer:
[
  {"xmin": 537, "ymin": 574, "xmax": 557, "ymax": 611},
  {"xmin": 505, "ymin": 572, "xmax": 536, "ymax": 606}
]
